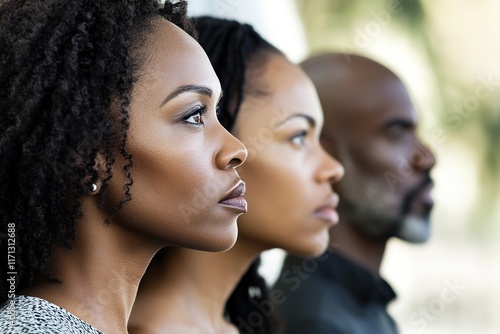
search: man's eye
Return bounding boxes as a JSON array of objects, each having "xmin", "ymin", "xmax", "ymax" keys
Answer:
[{"xmin": 387, "ymin": 126, "xmax": 406, "ymax": 140}]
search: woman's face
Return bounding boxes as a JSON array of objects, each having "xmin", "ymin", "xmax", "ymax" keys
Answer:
[
  {"xmin": 232, "ymin": 54, "xmax": 344, "ymax": 256},
  {"xmin": 106, "ymin": 19, "xmax": 247, "ymax": 252}
]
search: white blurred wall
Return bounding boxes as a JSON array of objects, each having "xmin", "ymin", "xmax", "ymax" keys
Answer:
[{"xmin": 187, "ymin": 0, "xmax": 308, "ymax": 63}]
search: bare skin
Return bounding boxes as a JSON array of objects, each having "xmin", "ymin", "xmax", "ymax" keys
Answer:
[
  {"xmin": 21, "ymin": 19, "xmax": 247, "ymax": 334},
  {"xmin": 302, "ymin": 53, "xmax": 436, "ymax": 275},
  {"xmin": 129, "ymin": 54, "xmax": 344, "ymax": 333}
]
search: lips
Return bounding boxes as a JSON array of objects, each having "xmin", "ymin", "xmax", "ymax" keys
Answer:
[
  {"xmin": 218, "ymin": 180, "xmax": 247, "ymax": 213},
  {"xmin": 408, "ymin": 182, "xmax": 434, "ymax": 217},
  {"xmin": 314, "ymin": 194, "xmax": 340, "ymax": 225},
  {"xmin": 419, "ymin": 182, "xmax": 434, "ymax": 206},
  {"xmin": 407, "ymin": 178, "xmax": 434, "ymax": 208}
]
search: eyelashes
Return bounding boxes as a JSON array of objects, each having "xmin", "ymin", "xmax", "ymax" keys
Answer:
[
  {"xmin": 181, "ymin": 103, "xmax": 221, "ymax": 126},
  {"xmin": 183, "ymin": 104, "xmax": 207, "ymax": 125},
  {"xmin": 290, "ymin": 130, "xmax": 308, "ymax": 146},
  {"xmin": 386, "ymin": 125, "xmax": 408, "ymax": 140}
]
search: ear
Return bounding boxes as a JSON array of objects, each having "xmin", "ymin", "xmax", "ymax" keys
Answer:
[{"xmin": 83, "ymin": 152, "xmax": 108, "ymax": 195}]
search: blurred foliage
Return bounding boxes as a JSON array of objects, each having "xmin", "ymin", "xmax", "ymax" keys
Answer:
[{"xmin": 295, "ymin": 0, "xmax": 499, "ymax": 231}]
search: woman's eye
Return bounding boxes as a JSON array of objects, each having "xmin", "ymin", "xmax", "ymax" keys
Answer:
[
  {"xmin": 290, "ymin": 131, "xmax": 307, "ymax": 146},
  {"xmin": 184, "ymin": 106, "xmax": 207, "ymax": 125}
]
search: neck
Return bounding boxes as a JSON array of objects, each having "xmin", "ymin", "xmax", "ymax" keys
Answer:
[
  {"xmin": 131, "ymin": 238, "xmax": 264, "ymax": 333},
  {"xmin": 329, "ymin": 220, "xmax": 387, "ymax": 275},
  {"xmin": 22, "ymin": 204, "xmax": 160, "ymax": 334}
]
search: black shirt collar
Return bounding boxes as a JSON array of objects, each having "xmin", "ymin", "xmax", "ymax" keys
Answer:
[{"xmin": 319, "ymin": 249, "xmax": 397, "ymax": 306}]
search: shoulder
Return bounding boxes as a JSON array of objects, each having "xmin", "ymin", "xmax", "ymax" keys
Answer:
[
  {"xmin": 282, "ymin": 316, "xmax": 352, "ymax": 334},
  {"xmin": 128, "ymin": 323, "xmax": 207, "ymax": 334},
  {"xmin": 274, "ymin": 266, "xmax": 349, "ymax": 313},
  {"xmin": 0, "ymin": 295, "xmax": 103, "ymax": 334}
]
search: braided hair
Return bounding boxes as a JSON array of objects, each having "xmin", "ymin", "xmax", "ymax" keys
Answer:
[
  {"xmin": 0, "ymin": 0, "xmax": 194, "ymax": 304},
  {"xmin": 193, "ymin": 16, "xmax": 284, "ymax": 334}
]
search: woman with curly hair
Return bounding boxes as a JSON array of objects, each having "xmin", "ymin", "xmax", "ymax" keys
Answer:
[
  {"xmin": 0, "ymin": 1, "xmax": 248, "ymax": 333},
  {"xmin": 130, "ymin": 17, "xmax": 344, "ymax": 334}
]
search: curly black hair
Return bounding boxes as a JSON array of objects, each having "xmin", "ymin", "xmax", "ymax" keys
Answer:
[
  {"xmin": 193, "ymin": 16, "xmax": 284, "ymax": 334},
  {"xmin": 0, "ymin": 0, "xmax": 195, "ymax": 304}
]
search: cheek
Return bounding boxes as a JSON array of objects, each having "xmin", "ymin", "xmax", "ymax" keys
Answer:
[
  {"xmin": 132, "ymin": 142, "xmax": 208, "ymax": 199},
  {"xmin": 109, "ymin": 137, "xmax": 223, "ymax": 240},
  {"xmin": 357, "ymin": 142, "xmax": 399, "ymax": 172},
  {"xmin": 236, "ymin": 155, "xmax": 312, "ymax": 241},
  {"xmin": 125, "ymin": 111, "xmax": 218, "ymax": 201},
  {"xmin": 353, "ymin": 142, "xmax": 408, "ymax": 191}
]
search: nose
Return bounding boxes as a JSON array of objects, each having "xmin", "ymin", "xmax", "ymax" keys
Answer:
[
  {"xmin": 410, "ymin": 139, "xmax": 436, "ymax": 172},
  {"xmin": 215, "ymin": 126, "xmax": 248, "ymax": 170},
  {"xmin": 316, "ymin": 146, "xmax": 344, "ymax": 185}
]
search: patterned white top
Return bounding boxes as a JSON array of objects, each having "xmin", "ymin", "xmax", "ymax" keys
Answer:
[{"xmin": 0, "ymin": 295, "xmax": 103, "ymax": 333}]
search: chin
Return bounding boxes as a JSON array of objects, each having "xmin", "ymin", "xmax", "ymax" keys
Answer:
[
  {"xmin": 288, "ymin": 232, "xmax": 330, "ymax": 257},
  {"xmin": 395, "ymin": 215, "xmax": 431, "ymax": 243},
  {"xmin": 181, "ymin": 223, "xmax": 239, "ymax": 252}
]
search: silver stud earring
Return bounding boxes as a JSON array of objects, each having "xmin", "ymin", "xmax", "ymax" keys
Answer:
[{"xmin": 90, "ymin": 183, "xmax": 98, "ymax": 193}]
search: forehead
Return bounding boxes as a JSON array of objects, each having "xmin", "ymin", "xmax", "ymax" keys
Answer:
[
  {"xmin": 138, "ymin": 19, "xmax": 220, "ymax": 94},
  {"xmin": 337, "ymin": 78, "xmax": 417, "ymax": 135},
  {"xmin": 236, "ymin": 55, "xmax": 323, "ymax": 129}
]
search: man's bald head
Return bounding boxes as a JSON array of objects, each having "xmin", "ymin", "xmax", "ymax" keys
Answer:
[
  {"xmin": 302, "ymin": 53, "xmax": 435, "ymax": 243},
  {"xmin": 301, "ymin": 53, "xmax": 402, "ymax": 135}
]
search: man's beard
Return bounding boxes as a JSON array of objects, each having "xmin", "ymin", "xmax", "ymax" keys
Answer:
[
  {"xmin": 395, "ymin": 215, "xmax": 431, "ymax": 243},
  {"xmin": 336, "ymin": 162, "xmax": 433, "ymax": 243}
]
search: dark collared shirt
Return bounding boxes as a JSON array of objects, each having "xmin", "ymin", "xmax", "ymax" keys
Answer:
[{"xmin": 273, "ymin": 250, "xmax": 398, "ymax": 334}]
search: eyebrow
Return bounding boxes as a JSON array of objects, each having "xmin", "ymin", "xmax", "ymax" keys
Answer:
[
  {"xmin": 160, "ymin": 85, "xmax": 213, "ymax": 107},
  {"xmin": 276, "ymin": 113, "xmax": 316, "ymax": 128},
  {"xmin": 381, "ymin": 118, "xmax": 416, "ymax": 129}
]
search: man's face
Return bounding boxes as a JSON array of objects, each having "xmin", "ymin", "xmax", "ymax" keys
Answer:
[{"xmin": 322, "ymin": 77, "xmax": 436, "ymax": 242}]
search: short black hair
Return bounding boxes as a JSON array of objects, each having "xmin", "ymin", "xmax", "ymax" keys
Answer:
[{"xmin": 0, "ymin": 0, "xmax": 194, "ymax": 303}]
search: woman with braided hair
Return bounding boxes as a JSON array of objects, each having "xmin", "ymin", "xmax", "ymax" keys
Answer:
[
  {"xmin": 0, "ymin": 1, "xmax": 248, "ymax": 333},
  {"xmin": 130, "ymin": 17, "xmax": 344, "ymax": 334}
]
